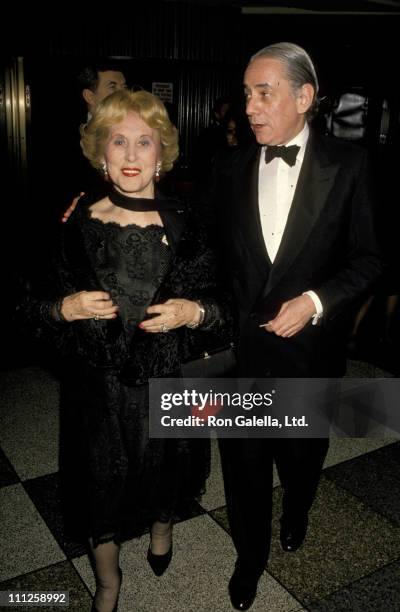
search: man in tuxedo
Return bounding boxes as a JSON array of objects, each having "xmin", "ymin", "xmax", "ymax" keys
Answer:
[{"xmin": 210, "ymin": 42, "xmax": 381, "ymax": 610}]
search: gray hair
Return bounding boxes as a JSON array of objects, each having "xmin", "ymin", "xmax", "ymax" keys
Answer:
[{"xmin": 250, "ymin": 42, "xmax": 319, "ymax": 119}]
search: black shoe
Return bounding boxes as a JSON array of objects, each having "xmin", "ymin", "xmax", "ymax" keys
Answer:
[
  {"xmin": 280, "ymin": 519, "xmax": 308, "ymax": 552},
  {"xmin": 147, "ymin": 543, "xmax": 173, "ymax": 576},
  {"xmin": 91, "ymin": 567, "xmax": 122, "ymax": 612},
  {"xmin": 228, "ymin": 571, "xmax": 257, "ymax": 611}
]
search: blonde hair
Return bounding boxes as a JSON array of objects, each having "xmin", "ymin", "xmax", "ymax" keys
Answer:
[{"xmin": 80, "ymin": 89, "xmax": 179, "ymax": 174}]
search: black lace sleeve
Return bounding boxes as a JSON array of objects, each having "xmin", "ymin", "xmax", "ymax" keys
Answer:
[{"xmin": 15, "ymin": 213, "xmax": 130, "ymax": 367}]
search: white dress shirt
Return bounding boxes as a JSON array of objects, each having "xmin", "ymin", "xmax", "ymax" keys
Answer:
[{"xmin": 258, "ymin": 123, "xmax": 323, "ymax": 323}]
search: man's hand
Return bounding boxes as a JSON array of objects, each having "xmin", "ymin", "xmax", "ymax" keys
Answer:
[
  {"xmin": 61, "ymin": 193, "xmax": 84, "ymax": 223},
  {"xmin": 260, "ymin": 294, "xmax": 316, "ymax": 338}
]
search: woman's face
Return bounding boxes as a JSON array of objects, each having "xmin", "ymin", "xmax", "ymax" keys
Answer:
[{"xmin": 103, "ymin": 111, "xmax": 161, "ymax": 198}]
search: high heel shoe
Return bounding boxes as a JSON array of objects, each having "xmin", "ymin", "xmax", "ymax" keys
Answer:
[
  {"xmin": 147, "ymin": 543, "xmax": 173, "ymax": 576},
  {"xmin": 91, "ymin": 567, "xmax": 122, "ymax": 612}
]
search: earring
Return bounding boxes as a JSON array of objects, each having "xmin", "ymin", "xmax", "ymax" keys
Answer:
[
  {"xmin": 101, "ymin": 161, "xmax": 109, "ymax": 180},
  {"xmin": 155, "ymin": 162, "xmax": 162, "ymax": 181}
]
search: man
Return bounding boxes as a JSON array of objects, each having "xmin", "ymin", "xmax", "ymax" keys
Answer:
[
  {"xmin": 209, "ymin": 42, "xmax": 381, "ymax": 610},
  {"xmin": 70, "ymin": 62, "xmax": 127, "ymax": 201},
  {"xmin": 78, "ymin": 62, "xmax": 127, "ymax": 120}
]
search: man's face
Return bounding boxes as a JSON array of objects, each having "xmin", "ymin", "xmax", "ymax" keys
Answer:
[
  {"xmin": 86, "ymin": 70, "xmax": 127, "ymax": 110},
  {"xmin": 244, "ymin": 57, "xmax": 312, "ymax": 145}
]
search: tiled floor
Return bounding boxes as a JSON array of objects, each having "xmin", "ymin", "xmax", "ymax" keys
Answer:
[{"xmin": 1, "ymin": 362, "xmax": 399, "ymax": 611}]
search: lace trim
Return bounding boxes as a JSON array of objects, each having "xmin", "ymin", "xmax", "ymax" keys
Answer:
[{"xmin": 85, "ymin": 208, "xmax": 165, "ymax": 231}]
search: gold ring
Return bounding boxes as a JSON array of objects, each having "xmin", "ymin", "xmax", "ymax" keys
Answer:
[{"xmin": 94, "ymin": 314, "xmax": 100, "ymax": 321}]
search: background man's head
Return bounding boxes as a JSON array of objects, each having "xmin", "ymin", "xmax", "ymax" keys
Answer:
[
  {"xmin": 244, "ymin": 42, "xmax": 318, "ymax": 146},
  {"xmin": 212, "ymin": 97, "xmax": 231, "ymax": 124},
  {"xmin": 78, "ymin": 61, "xmax": 127, "ymax": 113}
]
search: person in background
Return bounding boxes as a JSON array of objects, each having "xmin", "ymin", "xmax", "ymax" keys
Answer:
[
  {"xmin": 18, "ymin": 89, "xmax": 232, "ymax": 612},
  {"xmin": 78, "ymin": 61, "xmax": 127, "ymax": 121},
  {"xmin": 223, "ymin": 112, "xmax": 239, "ymax": 147},
  {"xmin": 70, "ymin": 61, "xmax": 128, "ymax": 201},
  {"xmin": 221, "ymin": 108, "xmax": 253, "ymax": 151}
]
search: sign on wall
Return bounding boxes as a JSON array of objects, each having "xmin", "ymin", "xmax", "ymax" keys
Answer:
[{"xmin": 152, "ymin": 82, "xmax": 173, "ymax": 103}]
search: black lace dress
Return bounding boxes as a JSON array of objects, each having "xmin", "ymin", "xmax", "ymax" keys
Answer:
[
  {"xmin": 58, "ymin": 213, "xmax": 210, "ymax": 546},
  {"xmin": 18, "ymin": 196, "xmax": 234, "ymax": 547}
]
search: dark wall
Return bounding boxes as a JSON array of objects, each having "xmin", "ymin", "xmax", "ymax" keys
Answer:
[{"xmin": 11, "ymin": 5, "xmax": 400, "ymax": 174}]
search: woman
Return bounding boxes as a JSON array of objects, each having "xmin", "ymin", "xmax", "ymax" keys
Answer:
[{"xmin": 18, "ymin": 90, "xmax": 232, "ymax": 612}]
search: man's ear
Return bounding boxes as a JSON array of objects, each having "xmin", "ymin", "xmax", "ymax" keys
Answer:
[
  {"xmin": 82, "ymin": 88, "xmax": 95, "ymax": 108},
  {"xmin": 296, "ymin": 83, "xmax": 314, "ymax": 115}
]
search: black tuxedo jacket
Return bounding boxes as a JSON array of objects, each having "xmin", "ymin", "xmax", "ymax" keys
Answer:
[{"xmin": 205, "ymin": 130, "xmax": 382, "ymax": 376}]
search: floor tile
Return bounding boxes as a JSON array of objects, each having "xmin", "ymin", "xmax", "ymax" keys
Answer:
[
  {"xmin": 319, "ymin": 373, "xmax": 400, "ymax": 439},
  {"xmin": 74, "ymin": 514, "xmax": 302, "ymax": 612},
  {"xmin": 346, "ymin": 359, "xmax": 393, "ymax": 378},
  {"xmin": 23, "ymin": 472, "xmax": 86, "ymax": 559},
  {"xmin": 322, "ymin": 437, "xmax": 397, "ymax": 470},
  {"xmin": 0, "ymin": 484, "xmax": 65, "ymax": 581},
  {"xmin": 268, "ymin": 477, "xmax": 400, "ymax": 606},
  {"xmin": 2, "ymin": 361, "xmax": 400, "ymax": 611},
  {"xmin": 24, "ymin": 471, "xmax": 205, "ymax": 563},
  {"xmin": 199, "ymin": 436, "xmax": 397, "ymax": 511},
  {"xmin": 324, "ymin": 441, "xmax": 400, "ymax": 525},
  {"xmin": 0, "ymin": 367, "xmax": 59, "ymax": 480},
  {"xmin": 0, "ymin": 446, "xmax": 19, "ymax": 487},
  {"xmin": 209, "ymin": 504, "xmax": 230, "ymax": 533},
  {"xmin": 307, "ymin": 559, "xmax": 400, "ymax": 611},
  {"xmin": 197, "ymin": 437, "xmax": 226, "ymax": 510},
  {"xmin": 0, "ymin": 560, "xmax": 92, "ymax": 611},
  {"xmin": 210, "ymin": 476, "xmax": 400, "ymax": 607}
]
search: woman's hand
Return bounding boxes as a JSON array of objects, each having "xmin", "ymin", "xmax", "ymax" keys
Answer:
[
  {"xmin": 139, "ymin": 299, "xmax": 201, "ymax": 333},
  {"xmin": 60, "ymin": 193, "xmax": 84, "ymax": 223},
  {"xmin": 60, "ymin": 291, "xmax": 118, "ymax": 322}
]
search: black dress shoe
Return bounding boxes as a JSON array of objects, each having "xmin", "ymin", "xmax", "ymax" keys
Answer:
[
  {"xmin": 280, "ymin": 520, "xmax": 308, "ymax": 552},
  {"xmin": 147, "ymin": 543, "xmax": 173, "ymax": 576},
  {"xmin": 228, "ymin": 572, "xmax": 257, "ymax": 611},
  {"xmin": 91, "ymin": 567, "xmax": 122, "ymax": 612}
]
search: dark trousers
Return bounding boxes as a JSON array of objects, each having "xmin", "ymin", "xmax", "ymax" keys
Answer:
[{"xmin": 218, "ymin": 436, "xmax": 329, "ymax": 583}]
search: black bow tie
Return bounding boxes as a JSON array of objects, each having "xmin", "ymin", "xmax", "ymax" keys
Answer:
[{"xmin": 264, "ymin": 144, "xmax": 300, "ymax": 167}]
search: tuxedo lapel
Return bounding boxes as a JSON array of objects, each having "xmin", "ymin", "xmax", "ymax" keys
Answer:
[
  {"xmin": 233, "ymin": 144, "xmax": 271, "ymax": 276},
  {"xmin": 261, "ymin": 132, "xmax": 340, "ymax": 297}
]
